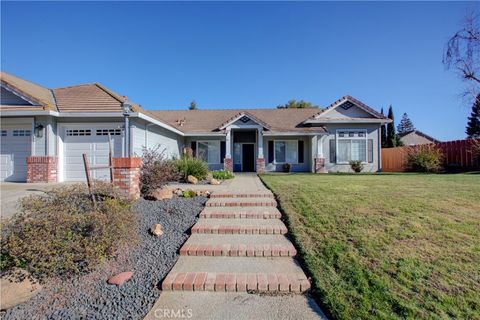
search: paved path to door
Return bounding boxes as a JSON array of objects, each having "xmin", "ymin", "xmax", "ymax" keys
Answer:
[{"xmin": 145, "ymin": 173, "xmax": 327, "ymax": 320}]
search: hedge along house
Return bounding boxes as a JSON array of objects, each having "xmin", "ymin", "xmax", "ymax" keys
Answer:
[{"xmin": 0, "ymin": 71, "xmax": 390, "ymax": 184}]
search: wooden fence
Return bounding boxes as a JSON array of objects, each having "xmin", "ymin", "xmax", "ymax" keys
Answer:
[{"xmin": 381, "ymin": 139, "xmax": 480, "ymax": 172}]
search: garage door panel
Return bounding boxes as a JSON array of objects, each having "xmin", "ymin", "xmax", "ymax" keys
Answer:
[{"xmin": 0, "ymin": 129, "xmax": 31, "ymax": 182}]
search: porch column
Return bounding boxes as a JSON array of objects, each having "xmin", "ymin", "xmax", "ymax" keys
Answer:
[
  {"xmin": 224, "ymin": 129, "xmax": 233, "ymax": 171},
  {"xmin": 256, "ymin": 128, "xmax": 265, "ymax": 173},
  {"xmin": 315, "ymin": 135, "xmax": 326, "ymax": 173}
]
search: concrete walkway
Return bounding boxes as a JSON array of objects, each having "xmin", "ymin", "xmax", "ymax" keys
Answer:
[{"xmin": 145, "ymin": 173, "xmax": 327, "ymax": 320}]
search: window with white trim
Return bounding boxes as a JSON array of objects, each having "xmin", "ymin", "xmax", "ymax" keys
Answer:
[
  {"xmin": 197, "ymin": 141, "xmax": 221, "ymax": 164},
  {"xmin": 274, "ymin": 140, "xmax": 298, "ymax": 164},
  {"xmin": 66, "ymin": 129, "xmax": 91, "ymax": 136},
  {"xmin": 336, "ymin": 130, "xmax": 367, "ymax": 163},
  {"xmin": 13, "ymin": 130, "xmax": 31, "ymax": 136}
]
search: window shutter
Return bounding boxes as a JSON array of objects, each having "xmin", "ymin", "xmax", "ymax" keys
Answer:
[
  {"xmin": 368, "ymin": 139, "xmax": 373, "ymax": 163},
  {"xmin": 191, "ymin": 141, "xmax": 196, "ymax": 157},
  {"xmin": 220, "ymin": 141, "xmax": 226, "ymax": 163},
  {"xmin": 329, "ymin": 139, "xmax": 336, "ymax": 163},
  {"xmin": 268, "ymin": 141, "xmax": 274, "ymax": 163},
  {"xmin": 298, "ymin": 140, "xmax": 304, "ymax": 163}
]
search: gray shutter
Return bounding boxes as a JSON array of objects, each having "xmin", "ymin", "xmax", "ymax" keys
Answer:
[
  {"xmin": 368, "ymin": 139, "xmax": 373, "ymax": 163},
  {"xmin": 329, "ymin": 139, "xmax": 336, "ymax": 163}
]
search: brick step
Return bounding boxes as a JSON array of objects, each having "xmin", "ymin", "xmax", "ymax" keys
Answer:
[
  {"xmin": 180, "ymin": 235, "xmax": 297, "ymax": 257},
  {"xmin": 206, "ymin": 198, "xmax": 277, "ymax": 208},
  {"xmin": 162, "ymin": 271, "xmax": 310, "ymax": 293},
  {"xmin": 200, "ymin": 207, "xmax": 281, "ymax": 219},
  {"xmin": 210, "ymin": 192, "xmax": 274, "ymax": 199},
  {"xmin": 191, "ymin": 219, "xmax": 287, "ymax": 235}
]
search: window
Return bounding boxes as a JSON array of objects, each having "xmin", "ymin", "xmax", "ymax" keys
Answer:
[
  {"xmin": 13, "ymin": 130, "xmax": 31, "ymax": 136},
  {"xmin": 336, "ymin": 130, "xmax": 367, "ymax": 163},
  {"xmin": 66, "ymin": 129, "xmax": 91, "ymax": 136},
  {"xmin": 96, "ymin": 129, "xmax": 122, "ymax": 136},
  {"xmin": 1, "ymin": 130, "xmax": 6, "ymax": 136},
  {"xmin": 274, "ymin": 140, "xmax": 298, "ymax": 164},
  {"xmin": 197, "ymin": 141, "xmax": 221, "ymax": 164}
]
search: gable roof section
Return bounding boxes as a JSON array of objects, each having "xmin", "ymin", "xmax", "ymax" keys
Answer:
[
  {"xmin": 1, "ymin": 71, "xmax": 56, "ymax": 110},
  {"xmin": 399, "ymin": 130, "xmax": 440, "ymax": 143},
  {"xmin": 149, "ymin": 108, "xmax": 324, "ymax": 133},
  {"xmin": 219, "ymin": 111, "xmax": 272, "ymax": 130}
]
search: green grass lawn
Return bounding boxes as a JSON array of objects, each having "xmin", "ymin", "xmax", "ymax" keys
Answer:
[{"xmin": 260, "ymin": 173, "xmax": 480, "ymax": 320}]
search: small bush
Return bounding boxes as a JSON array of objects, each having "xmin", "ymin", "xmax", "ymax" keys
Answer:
[
  {"xmin": 349, "ymin": 160, "xmax": 364, "ymax": 173},
  {"xmin": 175, "ymin": 156, "xmax": 209, "ymax": 181},
  {"xmin": 140, "ymin": 147, "xmax": 179, "ymax": 196},
  {"xmin": 0, "ymin": 183, "xmax": 136, "ymax": 279},
  {"xmin": 405, "ymin": 145, "xmax": 444, "ymax": 173},
  {"xmin": 212, "ymin": 170, "xmax": 234, "ymax": 180},
  {"xmin": 182, "ymin": 190, "xmax": 197, "ymax": 198},
  {"xmin": 282, "ymin": 163, "xmax": 291, "ymax": 173}
]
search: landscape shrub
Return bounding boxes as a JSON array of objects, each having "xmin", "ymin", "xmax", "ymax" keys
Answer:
[
  {"xmin": 174, "ymin": 156, "xmax": 209, "ymax": 181},
  {"xmin": 140, "ymin": 147, "xmax": 179, "ymax": 196},
  {"xmin": 405, "ymin": 144, "xmax": 444, "ymax": 173},
  {"xmin": 211, "ymin": 170, "xmax": 234, "ymax": 180},
  {"xmin": 0, "ymin": 183, "xmax": 136, "ymax": 279},
  {"xmin": 182, "ymin": 190, "xmax": 197, "ymax": 198},
  {"xmin": 349, "ymin": 160, "xmax": 364, "ymax": 173}
]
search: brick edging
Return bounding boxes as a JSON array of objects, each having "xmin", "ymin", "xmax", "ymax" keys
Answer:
[
  {"xmin": 179, "ymin": 243, "xmax": 296, "ymax": 257},
  {"xmin": 191, "ymin": 224, "xmax": 288, "ymax": 234}
]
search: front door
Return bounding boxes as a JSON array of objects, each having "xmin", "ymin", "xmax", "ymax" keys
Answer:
[{"xmin": 242, "ymin": 144, "xmax": 255, "ymax": 172}]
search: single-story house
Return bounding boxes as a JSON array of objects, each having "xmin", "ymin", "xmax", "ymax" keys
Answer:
[
  {"xmin": 0, "ymin": 71, "xmax": 390, "ymax": 182},
  {"xmin": 399, "ymin": 130, "xmax": 440, "ymax": 146}
]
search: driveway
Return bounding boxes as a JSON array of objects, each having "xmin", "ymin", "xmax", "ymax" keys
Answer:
[{"xmin": 0, "ymin": 182, "xmax": 62, "ymax": 219}]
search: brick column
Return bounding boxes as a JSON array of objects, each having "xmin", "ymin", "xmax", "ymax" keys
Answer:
[
  {"xmin": 112, "ymin": 157, "xmax": 142, "ymax": 199},
  {"xmin": 26, "ymin": 156, "xmax": 58, "ymax": 183},
  {"xmin": 314, "ymin": 157, "xmax": 326, "ymax": 173},
  {"xmin": 224, "ymin": 157, "xmax": 233, "ymax": 172},
  {"xmin": 256, "ymin": 158, "xmax": 265, "ymax": 173}
]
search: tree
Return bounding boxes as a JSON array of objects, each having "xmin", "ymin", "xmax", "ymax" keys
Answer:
[
  {"xmin": 380, "ymin": 107, "xmax": 387, "ymax": 147},
  {"xmin": 397, "ymin": 113, "xmax": 415, "ymax": 134},
  {"xmin": 443, "ymin": 11, "xmax": 480, "ymax": 99},
  {"xmin": 189, "ymin": 100, "xmax": 197, "ymax": 110},
  {"xmin": 466, "ymin": 94, "xmax": 480, "ymax": 137},
  {"xmin": 386, "ymin": 105, "xmax": 397, "ymax": 148},
  {"xmin": 277, "ymin": 99, "xmax": 319, "ymax": 109}
]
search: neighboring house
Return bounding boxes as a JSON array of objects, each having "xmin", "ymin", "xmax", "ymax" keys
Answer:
[
  {"xmin": 0, "ymin": 72, "xmax": 390, "ymax": 182},
  {"xmin": 399, "ymin": 130, "xmax": 440, "ymax": 146}
]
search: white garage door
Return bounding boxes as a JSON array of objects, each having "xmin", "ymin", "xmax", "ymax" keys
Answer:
[
  {"xmin": 0, "ymin": 128, "xmax": 32, "ymax": 182},
  {"xmin": 63, "ymin": 126, "xmax": 124, "ymax": 181}
]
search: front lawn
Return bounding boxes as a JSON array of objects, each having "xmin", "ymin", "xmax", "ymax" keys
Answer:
[{"xmin": 260, "ymin": 173, "xmax": 480, "ymax": 320}]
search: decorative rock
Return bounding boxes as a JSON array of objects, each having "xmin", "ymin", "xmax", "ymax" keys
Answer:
[
  {"xmin": 151, "ymin": 187, "xmax": 173, "ymax": 200},
  {"xmin": 107, "ymin": 271, "xmax": 134, "ymax": 286},
  {"xmin": 187, "ymin": 175, "xmax": 198, "ymax": 184},
  {"xmin": 0, "ymin": 269, "xmax": 42, "ymax": 310},
  {"xmin": 210, "ymin": 178, "xmax": 221, "ymax": 185},
  {"xmin": 175, "ymin": 189, "xmax": 183, "ymax": 196},
  {"xmin": 150, "ymin": 223, "xmax": 164, "ymax": 236}
]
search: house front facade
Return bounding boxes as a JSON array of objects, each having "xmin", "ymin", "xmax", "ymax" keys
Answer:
[{"xmin": 0, "ymin": 72, "xmax": 390, "ymax": 183}]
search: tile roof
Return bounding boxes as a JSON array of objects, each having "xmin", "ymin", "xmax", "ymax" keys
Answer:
[
  {"xmin": 399, "ymin": 130, "xmax": 440, "ymax": 143},
  {"xmin": 148, "ymin": 108, "xmax": 325, "ymax": 133}
]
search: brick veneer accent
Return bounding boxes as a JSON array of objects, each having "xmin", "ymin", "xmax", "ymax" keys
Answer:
[
  {"xmin": 26, "ymin": 156, "xmax": 58, "ymax": 183},
  {"xmin": 314, "ymin": 157, "xmax": 326, "ymax": 173},
  {"xmin": 179, "ymin": 243, "xmax": 297, "ymax": 257},
  {"xmin": 199, "ymin": 209, "xmax": 281, "ymax": 219},
  {"xmin": 256, "ymin": 157, "xmax": 265, "ymax": 173},
  {"xmin": 223, "ymin": 157, "xmax": 233, "ymax": 172},
  {"xmin": 112, "ymin": 157, "xmax": 141, "ymax": 199},
  {"xmin": 205, "ymin": 199, "xmax": 277, "ymax": 207},
  {"xmin": 191, "ymin": 224, "xmax": 287, "ymax": 235}
]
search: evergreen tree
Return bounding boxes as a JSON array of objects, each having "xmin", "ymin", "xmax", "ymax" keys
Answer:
[
  {"xmin": 386, "ymin": 105, "xmax": 397, "ymax": 148},
  {"xmin": 397, "ymin": 113, "xmax": 415, "ymax": 134},
  {"xmin": 380, "ymin": 107, "xmax": 387, "ymax": 147},
  {"xmin": 189, "ymin": 100, "xmax": 197, "ymax": 110},
  {"xmin": 466, "ymin": 94, "xmax": 480, "ymax": 138}
]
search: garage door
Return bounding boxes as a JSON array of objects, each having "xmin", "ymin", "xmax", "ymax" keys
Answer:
[
  {"xmin": 63, "ymin": 126, "xmax": 123, "ymax": 181},
  {"xmin": 0, "ymin": 128, "xmax": 32, "ymax": 182}
]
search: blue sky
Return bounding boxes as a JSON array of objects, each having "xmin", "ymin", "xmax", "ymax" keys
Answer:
[{"xmin": 1, "ymin": 1, "xmax": 478, "ymax": 140}]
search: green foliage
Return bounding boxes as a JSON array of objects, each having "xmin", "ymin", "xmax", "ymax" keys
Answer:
[
  {"xmin": 211, "ymin": 170, "xmax": 234, "ymax": 180},
  {"xmin": 189, "ymin": 100, "xmax": 197, "ymax": 110},
  {"xmin": 405, "ymin": 145, "xmax": 444, "ymax": 173},
  {"xmin": 182, "ymin": 190, "xmax": 196, "ymax": 198},
  {"xmin": 349, "ymin": 160, "xmax": 364, "ymax": 173},
  {"xmin": 140, "ymin": 147, "xmax": 180, "ymax": 196},
  {"xmin": 1, "ymin": 183, "xmax": 136, "ymax": 279},
  {"xmin": 466, "ymin": 94, "xmax": 480, "ymax": 138},
  {"xmin": 277, "ymin": 99, "xmax": 319, "ymax": 109},
  {"xmin": 386, "ymin": 105, "xmax": 397, "ymax": 147},
  {"xmin": 397, "ymin": 113, "xmax": 415, "ymax": 134},
  {"xmin": 381, "ymin": 108, "xmax": 387, "ymax": 148},
  {"xmin": 174, "ymin": 156, "xmax": 209, "ymax": 181}
]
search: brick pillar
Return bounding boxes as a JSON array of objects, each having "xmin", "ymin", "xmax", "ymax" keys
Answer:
[
  {"xmin": 112, "ymin": 157, "xmax": 142, "ymax": 199},
  {"xmin": 26, "ymin": 156, "xmax": 58, "ymax": 183},
  {"xmin": 256, "ymin": 158, "xmax": 265, "ymax": 173},
  {"xmin": 314, "ymin": 157, "xmax": 326, "ymax": 173},
  {"xmin": 224, "ymin": 157, "xmax": 233, "ymax": 172}
]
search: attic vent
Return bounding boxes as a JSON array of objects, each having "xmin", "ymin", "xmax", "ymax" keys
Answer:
[
  {"xmin": 340, "ymin": 101, "xmax": 355, "ymax": 110},
  {"xmin": 240, "ymin": 116, "xmax": 250, "ymax": 123}
]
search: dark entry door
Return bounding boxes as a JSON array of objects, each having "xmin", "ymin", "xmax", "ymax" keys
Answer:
[{"xmin": 242, "ymin": 144, "xmax": 255, "ymax": 172}]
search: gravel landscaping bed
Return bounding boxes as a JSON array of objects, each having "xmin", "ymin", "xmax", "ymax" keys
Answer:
[{"xmin": 2, "ymin": 196, "xmax": 207, "ymax": 320}]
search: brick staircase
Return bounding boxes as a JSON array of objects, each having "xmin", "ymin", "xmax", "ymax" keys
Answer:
[{"xmin": 162, "ymin": 191, "xmax": 311, "ymax": 293}]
